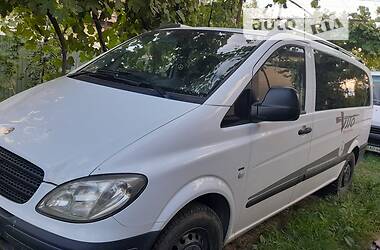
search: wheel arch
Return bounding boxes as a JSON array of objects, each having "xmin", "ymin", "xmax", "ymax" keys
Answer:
[
  {"xmin": 151, "ymin": 176, "xmax": 235, "ymax": 241},
  {"xmin": 193, "ymin": 193, "xmax": 231, "ymax": 238},
  {"xmin": 352, "ymin": 146, "xmax": 360, "ymax": 163},
  {"xmin": 346, "ymin": 138, "xmax": 360, "ymax": 163}
]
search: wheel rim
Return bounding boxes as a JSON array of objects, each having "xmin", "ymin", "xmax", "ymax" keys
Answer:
[
  {"xmin": 171, "ymin": 228, "xmax": 209, "ymax": 250},
  {"xmin": 341, "ymin": 161, "xmax": 352, "ymax": 187}
]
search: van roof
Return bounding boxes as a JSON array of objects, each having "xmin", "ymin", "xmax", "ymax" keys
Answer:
[{"xmin": 372, "ymin": 72, "xmax": 380, "ymax": 76}]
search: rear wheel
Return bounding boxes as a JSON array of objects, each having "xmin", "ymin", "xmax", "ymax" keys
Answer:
[
  {"xmin": 322, "ymin": 153, "xmax": 356, "ymax": 195},
  {"xmin": 153, "ymin": 203, "xmax": 223, "ymax": 250}
]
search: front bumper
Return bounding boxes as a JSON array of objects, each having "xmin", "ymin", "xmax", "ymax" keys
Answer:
[{"xmin": 0, "ymin": 207, "xmax": 159, "ymax": 250}]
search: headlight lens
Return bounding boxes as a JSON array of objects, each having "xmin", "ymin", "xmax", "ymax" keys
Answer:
[{"xmin": 36, "ymin": 174, "xmax": 147, "ymax": 222}]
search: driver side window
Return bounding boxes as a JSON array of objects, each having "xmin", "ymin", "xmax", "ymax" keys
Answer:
[
  {"xmin": 222, "ymin": 45, "xmax": 306, "ymax": 128},
  {"xmin": 252, "ymin": 45, "xmax": 306, "ymax": 109}
]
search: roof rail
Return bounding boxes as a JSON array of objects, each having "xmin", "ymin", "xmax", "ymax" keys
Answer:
[
  {"xmin": 280, "ymin": 27, "xmax": 363, "ymax": 63},
  {"xmin": 315, "ymin": 40, "xmax": 363, "ymax": 63}
]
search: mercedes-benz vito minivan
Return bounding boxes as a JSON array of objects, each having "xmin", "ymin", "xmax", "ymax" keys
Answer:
[
  {"xmin": 0, "ymin": 27, "xmax": 372, "ymax": 250},
  {"xmin": 368, "ymin": 72, "xmax": 380, "ymax": 153}
]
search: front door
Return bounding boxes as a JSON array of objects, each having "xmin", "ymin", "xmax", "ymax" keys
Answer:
[{"xmin": 237, "ymin": 41, "xmax": 313, "ymax": 232}]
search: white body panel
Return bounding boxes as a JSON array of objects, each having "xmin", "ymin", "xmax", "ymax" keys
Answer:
[
  {"xmin": 0, "ymin": 77, "xmax": 198, "ymax": 184},
  {"xmin": 0, "ymin": 27, "xmax": 372, "ymax": 246}
]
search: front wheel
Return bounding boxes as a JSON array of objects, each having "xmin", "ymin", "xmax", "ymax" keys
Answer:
[{"xmin": 153, "ymin": 203, "xmax": 223, "ymax": 250}]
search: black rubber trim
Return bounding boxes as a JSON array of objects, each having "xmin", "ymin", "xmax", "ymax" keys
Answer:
[
  {"xmin": 0, "ymin": 207, "xmax": 159, "ymax": 250},
  {"xmin": 246, "ymin": 174, "xmax": 304, "ymax": 207},
  {"xmin": 246, "ymin": 138, "xmax": 361, "ymax": 208}
]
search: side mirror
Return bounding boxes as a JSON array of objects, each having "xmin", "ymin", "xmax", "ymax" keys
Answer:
[{"xmin": 251, "ymin": 87, "xmax": 300, "ymax": 122}]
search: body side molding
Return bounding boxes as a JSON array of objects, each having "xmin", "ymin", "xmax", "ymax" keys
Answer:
[{"xmin": 246, "ymin": 138, "xmax": 360, "ymax": 208}]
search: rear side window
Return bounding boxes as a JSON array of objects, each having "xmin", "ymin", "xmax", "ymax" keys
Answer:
[{"xmin": 314, "ymin": 50, "xmax": 370, "ymax": 111}]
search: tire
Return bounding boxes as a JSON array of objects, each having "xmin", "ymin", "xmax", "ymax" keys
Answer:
[
  {"xmin": 322, "ymin": 153, "xmax": 356, "ymax": 195},
  {"xmin": 153, "ymin": 202, "xmax": 224, "ymax": 250}
]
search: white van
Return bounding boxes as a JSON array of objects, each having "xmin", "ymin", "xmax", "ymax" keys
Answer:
[
  {"xmin": 0, "ymin": 27, "xmax": 372, "ymax": 250},
  {"xmin": 368, "ymin": 72, "xmax": 380, "ymax": 153}
]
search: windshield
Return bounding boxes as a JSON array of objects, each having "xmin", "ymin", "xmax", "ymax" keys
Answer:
[
  {"xmin": 374, "ymin": 75, "xmax": 380, "ymax": 106},
  {"xmin": 69, "ymin": 29, "xmax": 257, "ymax": 102}
]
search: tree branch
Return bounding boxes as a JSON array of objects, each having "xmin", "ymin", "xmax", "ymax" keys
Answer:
[
  {"xmin": 208, "ymin": 2, "xmax": 214, "ymax": 27},
  {"xmin": 47, "ymin": 10, "xmax": 67, "ymax": 75},
  {"xmin": 92, "ymin": 10, "xmax": 108, "ymax": 53},
  {"xmin": 236, "ymin": 0, "xmax": 244, "ymax": 26}
]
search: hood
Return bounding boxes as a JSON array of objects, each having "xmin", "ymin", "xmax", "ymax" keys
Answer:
[
  {"xmin": 373, "ymin": 105, "xmax": 380, "ymax": 127},
  {"xmin": 0, "ymin": 77, "xmax": 198, "ymax": 184}
]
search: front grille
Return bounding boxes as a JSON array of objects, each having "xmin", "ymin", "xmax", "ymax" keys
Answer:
[
  {"xmin": 0, "ymin": 147, "xmax": 44, "ymax": 204},
  {"xmin": 371, "ymin": 126, "xmax": 380, "ymax": 135}
]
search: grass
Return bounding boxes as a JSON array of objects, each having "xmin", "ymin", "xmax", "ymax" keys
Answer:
[{"xmin": 226, "ymin": 153, "xmax": 380, "ymax": 250}]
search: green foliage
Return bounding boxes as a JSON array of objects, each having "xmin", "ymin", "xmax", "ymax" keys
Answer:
[
  {"xmin": 0, "ymin": 0, "xmax": 245, "ymax": 79},
  {"xmin": 338, "ymin": 6, "xmax": 380, "ymax": 70},
  {"xmin": 0, "ymin": 35, "xmax": 19, "ymax": 97},
  {"xmin": 187, "ymin": 0, "xmax": 243, "ymax": 28},
  {"xmin": 1, "ymin": 8, "xmax": 67, "ymax": 80}
]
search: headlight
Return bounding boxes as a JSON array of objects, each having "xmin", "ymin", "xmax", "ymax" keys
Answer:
[{"xmin": 36, "ymin": 174, "xmax": 147, "ymax": 222}]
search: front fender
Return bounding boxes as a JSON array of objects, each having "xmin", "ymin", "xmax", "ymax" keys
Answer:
[{"xmin": 150, "ymin": 176, "xmax": 235, "ymax": 239}]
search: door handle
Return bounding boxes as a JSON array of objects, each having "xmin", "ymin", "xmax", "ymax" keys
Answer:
[{"xmin": 298, "ymin": 126, "xmax": 312, "ymax": 135}]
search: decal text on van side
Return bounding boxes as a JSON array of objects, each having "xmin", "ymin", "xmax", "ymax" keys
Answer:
[{"xmin": 336, "ymin": 112, "xmax": 359, "ymax": 132}]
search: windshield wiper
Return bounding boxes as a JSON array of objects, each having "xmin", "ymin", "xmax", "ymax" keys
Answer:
[
  {"xmin": 97, "ymin": 69, "xmax": 169, "ymax": 98},
  {"xmin": 68, "ymin": 70, "xmax": 94, "ymax": 77},
  {"xmin": 137, "ymin": 82, "xmax": 169, "ymax": 98},
  {"xmin": 73, "ymin": 69, "xmax": 169, "ymax": 98},
  {"xmin": 69, "ymin": 69, "xmax": 124, "ymax": 79}
]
